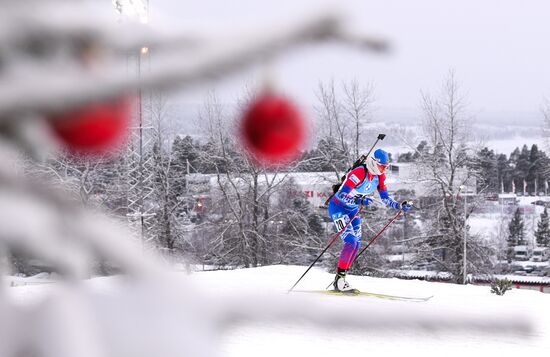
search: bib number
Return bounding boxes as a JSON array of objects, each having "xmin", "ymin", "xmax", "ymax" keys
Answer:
[{"xmin": 334, "ymin": 217, "xmax": 347, "ymax": 231}]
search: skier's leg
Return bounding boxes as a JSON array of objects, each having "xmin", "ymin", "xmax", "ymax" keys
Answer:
[
  {"xmin": 347, "ymin": 214, "xmax": 362, "ymax": 266},
  {"xmin": 338, "ymin": 235, "xmax": 360, "ymax": 271},
  {"xmin": 328, "ymin": 203, "xmax": 359, "ymax": 291},
  {"xmin": 333, "ymin": 233, "xmax": 360, "ymax": 292},
  {"xmin": 328, "ymin": 206, "xmax": 357, "ymax": 270}
]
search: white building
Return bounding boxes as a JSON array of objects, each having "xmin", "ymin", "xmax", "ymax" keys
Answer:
[{"xmin": 185, "ymin": 163, "xmax": 476, "ymax": 210}]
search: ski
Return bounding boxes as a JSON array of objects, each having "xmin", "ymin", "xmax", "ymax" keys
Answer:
[{"xmin": 293, "ymin": 289, "xmax": 433, "ymax": 302}]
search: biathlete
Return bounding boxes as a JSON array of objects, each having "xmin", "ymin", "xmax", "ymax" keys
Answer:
[{"xmin": 328, "ymin": 148, "xmax": 411, "ymax": 292}]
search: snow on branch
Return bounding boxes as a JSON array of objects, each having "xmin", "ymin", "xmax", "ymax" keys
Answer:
[{"xmin": 0, "ymin": 3, "xmax": 387, "ymax": 119}]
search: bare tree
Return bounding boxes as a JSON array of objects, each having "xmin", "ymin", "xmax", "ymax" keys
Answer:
[
  {"xmin": 343, "ymin": 79, "xmax": 375, "ymax": 159},
  {"xmin": 23, "ymin": 151, "xmax": 124, "ymax": 208},
  {"xmin": 413, "ymin": 70, "xmax": 492, "ymax": 283},
  {"xmin": 314, "ymin": 80, "xmax": 349, "ymax": 177},
  {"xmin": 195, "ymin": 91, "xmax": 272, "ymax": 267},
  {"xmin": 148, "ymin": 91, "xmax": 181, "ymax": 254},
  {"xmin": 194, "ymin": 90, "xmax": 326, "ymax": 268},
  {"xmin": 313, "ymin": 79, "xmax": 375, "ymax": 180},
  {"xmin": 316, "ymin": 79, "xmax": 346, "ymax": 146}
]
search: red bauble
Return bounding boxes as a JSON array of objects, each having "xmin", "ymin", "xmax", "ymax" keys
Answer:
[
  {"xmin": 49, "ymin": 98, "xmax": 132, "ymax": 156},
  {"xmin": 240, "ymin": 94, "xmax": 306, "ymax": 166}
]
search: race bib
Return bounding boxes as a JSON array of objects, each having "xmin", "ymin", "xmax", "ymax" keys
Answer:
[{"xmin": 333, "ymin": 216, "xmax": 350, "ymax": 231}]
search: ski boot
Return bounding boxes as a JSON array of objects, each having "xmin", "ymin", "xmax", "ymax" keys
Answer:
[{"xmin": 332, "ymin": 271, "xmax": 360, "ymax": 294}]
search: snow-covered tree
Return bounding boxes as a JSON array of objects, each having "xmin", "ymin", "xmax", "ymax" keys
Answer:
[
  {"xmin": 410, "ymin": 70, "xmax": 492, "ymax": 283},
  {"xmin": 535, "ymin": 207, "xmax": 550, "ymax": 247},
  {"xmin": 271, "ymin": 179, "xmax": 327, "ymax": 265},
  {"xmin": 511, "ymin": 145, "xmax": 530, "ymax": 194},
  {"xmin": 146, "ymin": 91, "xmax": 209, "ymax": 263},
  {"xmin": 194, "ymin": 91, "xmax": 297, "ymax": 267},
  {"xmin": 397, "ymin": 140, "xmax": 428, "ymax": 163},
  {"xmin": 527, "ymin": 144, "xmax": 549, "ymax": 194},
  {"xmin": 490, "ymin": 215, "xmax": 511, "ymax": 269},
  {"xmin": 507, "ymin": 207, "xmax": 525, "ymax": 262},
  {"xmin": 496, "ymin": 153, "xmax": 512, "ymax": 193},
  {"xmin": 471, "ymin": 147, "xmax": 499, "ymax": 194}
]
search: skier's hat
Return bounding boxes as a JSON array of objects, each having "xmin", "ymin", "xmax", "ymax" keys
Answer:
[
  {"xmin": 366, "ymin": 148, "xmax": 389, "ymax": 175},
  {"xmin": 373, "ymin": 148, "xmax": 389, "ymax": 165}
]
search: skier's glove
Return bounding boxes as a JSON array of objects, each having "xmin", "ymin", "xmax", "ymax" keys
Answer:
[
  {"xmin": 382, "ymin": 197, "xmax": 400, "ymax": 210},
  {"xmin": 401, "ymin": 200, "xmax": 412, "ymax": 213},
  {"xmin": 354, "ymin": 196, "xmax": 373, "ymax": 206}
]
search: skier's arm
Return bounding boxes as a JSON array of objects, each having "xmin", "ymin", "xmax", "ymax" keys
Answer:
[
  {"xmin": 377, "ymin": 173, "xmax": 400, "ymax": 209},
  {"xmin": 378, "ymin": 174, "xmax": 412, "ymax": 212},
  {"xmin": 379, "ymin": 189, "xmax": 400, "ymax": 209}
]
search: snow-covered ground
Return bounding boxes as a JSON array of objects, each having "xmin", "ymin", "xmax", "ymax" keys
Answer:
[
  {"xmin": 5, "ymin": 265, "xmax": 550, "ymax": 356},
  {"xmin": 202, "ymin": 266, "xmax": 549, "ymax": 356}
]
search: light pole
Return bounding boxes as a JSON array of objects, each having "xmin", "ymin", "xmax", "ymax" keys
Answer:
[
  {"xmin": 459, "ymin": 185, "xmax": 468, "ymax": 284},
  {"xmin": 117, "ymin": 0, "xmax": 154, "ymax": 248}
]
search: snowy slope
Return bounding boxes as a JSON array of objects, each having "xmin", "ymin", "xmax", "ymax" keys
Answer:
[
  {"xmin": 189, "ymin": 266, "xmax": 549, "ymax": 356},
  {"xmin": 6, "ymin": 265, "xmax": 550, "ymax": 356}
]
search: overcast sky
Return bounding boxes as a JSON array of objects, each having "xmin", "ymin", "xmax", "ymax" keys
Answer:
[{"xmin": 148, "ymin": 0, "xmax": 550, "ymax": 123}]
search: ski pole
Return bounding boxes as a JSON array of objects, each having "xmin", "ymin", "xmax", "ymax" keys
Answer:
[
  {"xmin": 288, "ymin": 207, "xmax": 363, "ymax": 293},
  {"xmin": 351, "ymin": 210, "xmax": 403, "ymax": 265}
]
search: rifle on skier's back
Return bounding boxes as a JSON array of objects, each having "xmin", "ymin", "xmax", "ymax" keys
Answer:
[{"xmin": 323, "ymin": 133, "xmax": 386, "ymax": 207}]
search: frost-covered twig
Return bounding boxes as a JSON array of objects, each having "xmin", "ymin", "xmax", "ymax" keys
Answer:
[{"xmin": 0, "ymin": 4, "xmax": 387, "ymax": 119}]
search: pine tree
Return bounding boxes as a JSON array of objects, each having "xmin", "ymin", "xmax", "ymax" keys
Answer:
[
  {"xmin": 527, "ymin": 144, "xmax": 549, "ymax": 195},
  {"xmin": 490, "ymin": 278, "xmax": 512, "ymax": 296},
  {"xmin": 507, "ymin": 208, "xmax": 525, "ymax": 262},
  {"xmin": 413, "ymin": 140, "xmax": 429, "ymax": 161},
  {"xmin": 496, "ymin": 153, "xmax": 511, "ymax": 192},
  {"xmin": 472, "ymin": 147, "xmax": 499, "ymax": 193},
  {"xmin": 397, "ymin": 151, "xmax": 414, "ymax": 162},
  {"xmin": 508, "ymin": 147, "xmax": 520, "ymax": 192},
  {"xmin": 172, "ymin": 135, "xmax": 202, "ymax": 174},
  {"xmin": 396, "ymin": 141, "xmax": 429, "ymax": 163},
  {"xmin": 535, "ymin": 207, "xmax": 550, "ymax": 247},
  {"xmin": 315, "ymin": 136, "xmax": 349, "ymax": 172},
  {"xmin": 515, "ymin": 145, "xmax": 531, "ymax": 193}
]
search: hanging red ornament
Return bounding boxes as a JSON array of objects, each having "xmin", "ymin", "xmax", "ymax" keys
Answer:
[
  {"xmin": 239, "ymin": 93, "xmax": 306, "ymax": 167},
  {"xmin": 49, "ymin": 97, "xmax": 132, "ymax": 156}
]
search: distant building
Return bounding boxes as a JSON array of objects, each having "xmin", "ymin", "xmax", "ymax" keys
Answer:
[
  {"xmin": 284, "ymin": 172, "xmax": 335, "ymax": 208},
  {"xmin": 387, "ymin": 163, "xmax": 476, "ymax": 197},
  {"xmin": 498, "ymin": 193, "xmax": 518, "ymax": 205},
  {"xmin": 187, "ymin": 172, "xmax": 337, "ymax": 208}
]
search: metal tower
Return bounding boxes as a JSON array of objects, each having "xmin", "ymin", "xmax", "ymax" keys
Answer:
[{"xmin": 122, "ymin": 1, "xmax": 157, "ymax": 246}]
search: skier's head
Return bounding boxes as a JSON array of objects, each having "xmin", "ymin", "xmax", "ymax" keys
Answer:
[{"xmin": 366, "ymin": 148, "xmax": 390, "ymax": 175}]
